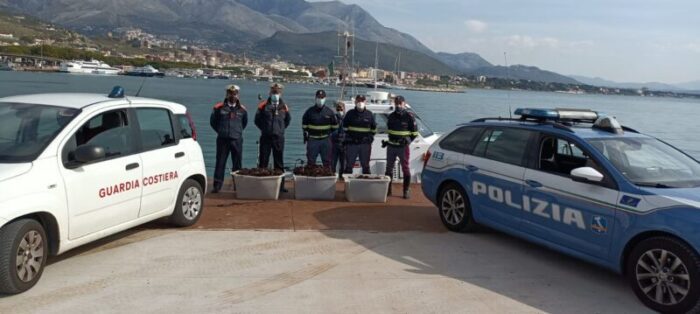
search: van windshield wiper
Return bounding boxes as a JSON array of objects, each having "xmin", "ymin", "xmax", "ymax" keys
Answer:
[{"xmin": 635, "ymin": 182, "xmax": 673, "ymax": 188}]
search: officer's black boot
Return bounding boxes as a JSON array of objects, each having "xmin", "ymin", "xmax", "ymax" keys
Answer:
[{"xmin": 402, "ymin": 176, "xmax": 411, "ymax": 199}]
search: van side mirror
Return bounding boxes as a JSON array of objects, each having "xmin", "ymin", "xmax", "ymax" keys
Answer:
[
  {"xmin": 73, "ymin": 145, "xmax": 106, "ymax": 163},
  {"xmin": 570, "ymin": 167, "xmax": 604, "ymax": 183}
]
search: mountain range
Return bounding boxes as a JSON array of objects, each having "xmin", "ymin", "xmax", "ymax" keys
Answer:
[
  {"xmin": 571, "ymin": 76, "xmax": 700, "ymax": 92},
  {"xmin": 0, "ymin": 0, "xmax": 582, "ymax": 84}
]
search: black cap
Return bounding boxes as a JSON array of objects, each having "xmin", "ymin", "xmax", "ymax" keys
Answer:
[
  {"xmin": 394, "ymin": 95, "xmax": 405, "ymax": 103},
  {"xmin": 355, "ymin": 94, "xmax": 366, "ymax": 102},
  {"xmin": 316, "ymin": 90, "xmax": 326, "ymax": 98}
]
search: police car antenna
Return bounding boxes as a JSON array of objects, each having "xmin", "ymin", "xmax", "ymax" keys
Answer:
[
  {"xmin": 504, "ymin": 52, "xmax": 512, "ymax": 119},
  {"xmin": 135, "ymin": 75, "xmax": 147, "ymax": 97}
]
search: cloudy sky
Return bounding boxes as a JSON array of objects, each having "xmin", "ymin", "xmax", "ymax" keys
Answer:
[{"xmin": 335, "ymin": 0, "xmax": 700, "ymax": 84}]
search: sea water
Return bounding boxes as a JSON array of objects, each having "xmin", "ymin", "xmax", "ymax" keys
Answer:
[{"xmin": 2, "ymin": 71, "xmax": 699, "ymax": 174}]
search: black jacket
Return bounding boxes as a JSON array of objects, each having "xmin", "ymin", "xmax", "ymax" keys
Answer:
[
  {"xmin": 342, "ymin": 108, "xmax": 376, "ymax": 144},
  {"xmin": 302, "ymin": 105, "xmax": 339, "ymax": 139},
  {"xmin": 254, "ymin": 98, "xmax": 291, "ymax": 137},
  {"xmin": 210, "ymin": 100, "xmax": 248, "ymax": 139},
  {"xmin": 386, "ymin": 110, "xmax": 418, "ymax": 146}
]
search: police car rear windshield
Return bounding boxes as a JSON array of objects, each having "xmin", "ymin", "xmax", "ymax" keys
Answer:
[
  {"xmin": 0, "ymin": 102, "xmax": 80, "ymax": 163},
  {"xmin": 588, "ymin": 137, "xmax": 700, "ymax": 188}
]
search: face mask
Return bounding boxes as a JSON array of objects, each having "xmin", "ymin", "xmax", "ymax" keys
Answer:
[
  {"xmin": 337, "ymin": 109, "xmax": 344, "ymax": 117},
  {"xmin": 270, "ymin": 94, "xmax": 280, "ymax": 103},
  {"xmin": 357, "ymin": 102, "xmax": 366, "ymax": 110},
  {"xmin": 315, "ymin": 98, "xmax": 326, "ymax": 107}
]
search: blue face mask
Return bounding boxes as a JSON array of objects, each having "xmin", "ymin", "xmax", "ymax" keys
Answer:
[
  {"xmin": 270, "ymin": 94, "xmax": 280, "ymax": 103},
  {"xmin": 315, "ymin": 98, "xmax": 326, "ymax": 107}
]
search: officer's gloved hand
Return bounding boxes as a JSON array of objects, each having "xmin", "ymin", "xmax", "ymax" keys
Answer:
[
  {"xmin": 381, "ymin": 140, "xmax": 388, "ymax": 148},
  {"xmin": 303, "ymin": 131, "xmax": 309, "ymax": 144}
]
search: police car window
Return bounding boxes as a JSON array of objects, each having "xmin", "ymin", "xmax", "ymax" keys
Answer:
[
  {"xmin": 475, "ymin": 128, "xmax": 533, "ymax": 166},
  {"xmin": 176, "ymin": 115, "xmax": 193, "ymax": 139},
  {"xmin": 65, "ymin": 109, "xmax": 133, "ymax": 163},
  {"xmin": 374, "ymin": 113, "xmax": 388, "ymax": 134},
  {"xmin": 539, "ymin": 136, "xmax": 591, "ymax": 176},
  {"xmin": 136, "ymin": 108, "xmax": 175, "ymax": 150},
  {"xmin": 439, "ymin": 127, "xmax": 482, "ymax": 154}
]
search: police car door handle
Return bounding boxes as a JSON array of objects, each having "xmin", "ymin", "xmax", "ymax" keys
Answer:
[
  {"xmin": 175, "ymin": 152, "xmax": 185, "ymax": 158},
  {"xmin": 125, "ymin": 163, "xmax": 140, "ymax": 171},
  {"xmin": 466, "ymin": 165, "xmax": 479, "ymax": 171},
  {"xmin": 526, "ymin": 180, "xmax": 543, "ymax": 188}
]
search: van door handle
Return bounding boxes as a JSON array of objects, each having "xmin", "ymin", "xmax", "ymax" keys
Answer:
[
  {"xmin": 466, "ymin": 165, "xmax": 479, "ymax": 171},
  {"xmin": 526, "ymin": 180, "xmax": 543, "ymax": 188},
  {"xmin": 125, "ymin": 163, "xmax": 139, "ymax": 171},
  {"xmin": 175, "ymin": 152, "xmax": 185, "ymax": 158}
]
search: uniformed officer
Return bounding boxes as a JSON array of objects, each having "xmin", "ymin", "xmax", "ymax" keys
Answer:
[
  {"xmin": 343, "ymin": 95, "xmax": 376, "ymax": 174},
  {"xmin": 255, "ymin": 83, "xmax": 291, "ymax": 172},
  {"xmin": 210, "ymin": 84, "xmax": 248, "ymax": 193},
  {"xmin": 384, "ymin": 95, "xmax": 418, "ymax": 199},
  {"xmin": 331, "ymin": 102, "xmax": 346, "ymax": 177},
  {"xmin": 302, "ymin": 90, "xmax": 338, "ymax": 167}
]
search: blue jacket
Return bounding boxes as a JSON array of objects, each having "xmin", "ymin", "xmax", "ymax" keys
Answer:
[
  {"xmin": 210, "ymin": 100, "xmax": 248, "ymax": 139},
  {"xmin": 254, "ymin": 98, "xmax": 291, "ymax": 137}
]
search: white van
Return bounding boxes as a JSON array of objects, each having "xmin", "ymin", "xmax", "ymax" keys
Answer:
[{"xmin": 0, "ymin": 87, "xmax": 207, "ymax": 293}]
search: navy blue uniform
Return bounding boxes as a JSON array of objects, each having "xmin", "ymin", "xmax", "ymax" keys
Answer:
[
  {"xmin": 342, "ymin": 108, "xmax": 376, "ymax": 174},
  {"xmin": 210, "ymin": 100, "xmax": 248, "ymax": 191},
  {"xmin": 331, "ymin": 112, "xmax": 346, "ymax": 176},
  {"xmin": 255, "ymin": 98, "xmax": 291, "ymax": 170},
  {"xmin": 302, "ymin": 105, "xmax": 339, "ymax": 167},
  {"xmin": 385, "ymin": 110, "xmax": 418, "ymax": 195}
]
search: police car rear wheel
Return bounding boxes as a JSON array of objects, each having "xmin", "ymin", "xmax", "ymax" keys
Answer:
[
  {"xmin": 438, "ymin": 183, "xmax": 476, "ymax": 233},
  {"xmin": 627, "ymin": 236, "xmax": 700, "ymax": 313},
  {"xmin": 169, "ymin": 179, "xmax": 204, "ymax": 227},
  {"xmin": 0, "ymin": 219, "xmax": 47, "ymax": 294}
]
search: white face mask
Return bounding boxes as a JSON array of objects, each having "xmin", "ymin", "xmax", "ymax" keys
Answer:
[
  {"xmin": 270, "ymin": 94, "xmax": 280, "ymax": 103},
  {"xmin": 357, "ymin": 102, "xmax": 366, "ymax": 110},
  {"xmin": 315, "ymin": 98, "xmax": 326, "ymax": 107}
]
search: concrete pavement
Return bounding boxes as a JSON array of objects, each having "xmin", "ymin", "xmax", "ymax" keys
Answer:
[{"xmin": 0, "ymin": 229, "xmax": 651, "ymax": 314}]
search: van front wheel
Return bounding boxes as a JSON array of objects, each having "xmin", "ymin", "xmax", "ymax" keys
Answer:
[{"xmin": 0, "ymin": 219, "xmax": 47, "ymax": 294}]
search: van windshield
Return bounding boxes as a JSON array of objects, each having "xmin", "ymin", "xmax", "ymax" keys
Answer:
[
  {"xmin": 588, "ymin": 137, "xmax": 700, "ymax": 188},
  {"xmin": 0, "ymin": 102, "xmax": 80, "ymax": 163}
]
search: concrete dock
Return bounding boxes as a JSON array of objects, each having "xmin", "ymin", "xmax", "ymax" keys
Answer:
[{"xmin": 0, "ymin": 183, "xmax": 651, "ymax": 313}]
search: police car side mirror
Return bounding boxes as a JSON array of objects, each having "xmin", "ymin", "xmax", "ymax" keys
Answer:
[
  {"xmin": 570, "ymin": 167, "xmax": 604, "ymax": 183},
  {"xmin": 74, "ymin": 145, "xmax": 106, "ymax": 164}
]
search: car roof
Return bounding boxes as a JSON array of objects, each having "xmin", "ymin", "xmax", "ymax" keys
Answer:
[
  {"xmin": 464, "ymin": 120, "xmax": 651, "ymax": 139},
  {"xmin": 0, "ymin": 93, "xmax": 187, "ymax": 113}
]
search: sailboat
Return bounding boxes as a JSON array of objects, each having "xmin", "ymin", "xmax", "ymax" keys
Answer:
[
  {"xmin": 365, "ymin": 42, "xmax": 391, "ymax": 89},
  {"xmin": 390, "ymin": 52, "xmax": 408, "ymax": 90}
]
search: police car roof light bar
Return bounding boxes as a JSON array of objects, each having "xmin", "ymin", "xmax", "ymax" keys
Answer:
[
  {"xmin": 514, "ymin": 108, "xmax": 599, "ymax": 123},
  {"xmin": 108, "ymin": 86, "xmax": 125, "ymax": 98}
]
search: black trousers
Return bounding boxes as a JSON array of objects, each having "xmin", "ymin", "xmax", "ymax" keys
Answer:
[
  {"xmin": 344, "ymin": 143, "xmax": 371, "ymax": 174},
  {"xmin": 214, "ymin": 137, "xmax": 243, "ymax": 191},
  {"xmin": 258, "ymin": 135, "xmax": 285, "ymax": 170}
]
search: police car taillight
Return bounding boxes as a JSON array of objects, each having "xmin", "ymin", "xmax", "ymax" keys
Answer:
[
  {"xmin": 422, "ymin": 151, "xmax": 431, "ymax": 169},
  {"xmin": 186, "ymin": 112, "xmax": 197, "ymax": 141}
]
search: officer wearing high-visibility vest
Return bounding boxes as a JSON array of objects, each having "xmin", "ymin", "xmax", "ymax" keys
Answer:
[
  {"xmin": 302, "ymin": 90, "xmax": 339, "ymax": 167},
  {"xmin": 384, "ymin": 95, "xmax": 419, "ymax": 199},
  {"xmin": 343, "ymin": 95, "xmax": 376, "ymax": 174},
  {"xmin": 210, "ymin": 84, "xmax": 248, "ymax": 193}
]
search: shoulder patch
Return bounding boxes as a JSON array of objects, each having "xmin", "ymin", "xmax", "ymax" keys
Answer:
[
  {"xmin": 213, "ymin": 102, "xmax": 224, "ymax": 109},
  {"xmin": 257, "ymin": 101, "xmax": 267, "ymax": 110}
]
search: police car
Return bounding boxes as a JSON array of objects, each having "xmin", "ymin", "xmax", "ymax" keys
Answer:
[
  {"xmin": 0, "ymin": 87, "xmax": 207, "ymax": 294},
  {"xmin": 421, "ymin": 108, "xmax": 700, "ymax": 313}
]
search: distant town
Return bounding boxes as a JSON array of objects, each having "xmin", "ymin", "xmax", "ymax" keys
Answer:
[{"xmin": 1, "ymin": 16, "xmax": 699, "ymax": 99}]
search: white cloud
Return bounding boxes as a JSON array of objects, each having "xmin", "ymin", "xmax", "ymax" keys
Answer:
[
  {"xmin": 687, "ymin": 42, "xmax": 700, "ymax": 53},
  {"xmin": 506, "ymin": 35, "xmax": 560, "ymax": 49},
  {"xmin": 464, "ymin": 19, "xmax": 488, "ymax": 33}
]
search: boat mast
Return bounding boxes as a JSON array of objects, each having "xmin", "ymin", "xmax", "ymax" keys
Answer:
[
  {"xmin": 335, "ymin": 31, "xmax": 354, "ymax": 102},
  {"xmin": 374, "ymin": 42, "xmax": 379, "ymax": 90}
]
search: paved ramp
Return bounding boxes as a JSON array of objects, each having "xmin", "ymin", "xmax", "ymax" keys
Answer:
[{"xmin": 0, "ymin": 229, "xmax": 650, "ymax": 313}]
